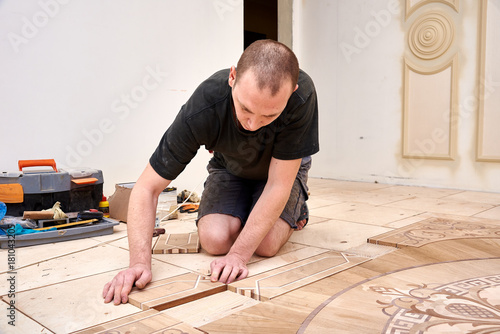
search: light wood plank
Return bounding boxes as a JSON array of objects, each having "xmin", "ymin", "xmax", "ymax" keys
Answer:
[
  {"xmin": 443, "ymin": 190, "xmax": 500, "ymax": 206},
  {"xmin": 73, "ymin": 309, "xmax": 206, "ymax": 334},
  {"xmin": 9, "ymin": 270, "xmax": 142, "ymax": 333},
  {"xmin": 162, "ymin": 291, "xmax": 260, "ymax": 327},
  {"xmin": 288, "ymin": 219, "xmax": 393, "ymax": 251},
  {"xmin": 0, "ymin": 238, "xmax": 101, "ymax": 274},
  {"xmin": 7, "ymin": 244, "xmax": 130, "ymax": 292},
  {"xmin": 199, "ymin": 313, "xmax": 300, "ymax": 334},
  {"xmin": 383, "ymin": 196, "xmax": 494, "ymax": 216},
  {"xmin": 73, "ymin": 309, "xmax": 161, "ymax": 334},
  {"xmin": 474, "ymin": 205, "xmax": 500, "ymax": 220},
  {"xmin": 0, "ymin": 299, "xmax": 54, "ymax": 334},
  {"xmin": 310, "ymin": 202, "xmax": 423, "ymax": 226}
]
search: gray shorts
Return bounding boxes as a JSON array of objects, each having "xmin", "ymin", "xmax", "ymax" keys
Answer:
[{"xmin": 197, "ymin": 157, "xmax": 311, "ymax": 229}]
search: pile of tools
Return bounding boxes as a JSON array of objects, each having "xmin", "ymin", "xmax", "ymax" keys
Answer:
[{"xmin": 0, "ymin": 201, "xmax": 105, "ymax": 234}]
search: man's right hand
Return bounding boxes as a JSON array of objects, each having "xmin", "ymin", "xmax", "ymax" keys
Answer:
[
  {"xmin": 102, "ymin": 263, "xmax": 152, "ymax": 305},
  {"xmin": 210, "ymin": 253, "xmax": 249, "ymax": 284}
]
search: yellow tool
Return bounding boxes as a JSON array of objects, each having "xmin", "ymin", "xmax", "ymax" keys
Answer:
[{"xmin": 34, "ymin": 219, "xmax": 98, "ymax": 231}]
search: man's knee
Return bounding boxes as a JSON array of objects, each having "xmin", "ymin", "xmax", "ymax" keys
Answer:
[
  {"xmin": 254, "ymin": 218, "xmax": 293, "ymax": 257},
  {"xmin": 254, "ymin": 234, "xmax": 285, "ymax": 257},
  {"xmin": 198, "ymin": 214, "xmax": 241, "ymax": 255},
  {"xmin": 254, "ymin": 242, "xmax": 281, "ymax": 257},
  {"xmin": 198, "ymin": 226, "xmax": 232, "ymax": 255}
]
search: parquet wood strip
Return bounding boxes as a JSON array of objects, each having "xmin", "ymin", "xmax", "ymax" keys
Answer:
[
  {"xmin": 72, "ymin": 310, "xmax": 165, "ymax": 333},
  {"xmin": 368, "ymin": 216, "xmax": 500, "ymax": 247},
  {"xmin": 162, "ymin": 291, "xmax": 260, "ymax": 328},
  {"xmin": 72, "ymin": 309, "xmax": 206, "ymax": 334},
  {"xmin": 228, "ymin": 251, "xmax": 369, "ymax": 301},
  {"xmin": 128, "ymin": 272, "xmax": 226, "ymax": 311},
  {"xmin": 198, "ymin": 311, "xmax": 301, "ymax": 334},
  {"xmin": 152, "ymin": 232, "xmax": 200, "ymax": 254}
]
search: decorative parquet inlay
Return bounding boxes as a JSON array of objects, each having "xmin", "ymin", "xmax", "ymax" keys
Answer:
[
  {"xmin": 229, "ymin": 251, "xmax": 369, "ymax": 301},
  {"xmin": 296, "ymin": 239, "xmax": 500, "ymax": 334},
  {"xmin": 153, "ymin": 232, "xmax": 200, "ymax": 254},
  {"xmin": 373, "ymin": 273, "xmax": 500, "ymax": 333},
  {"xmin": 368, "ymin": 217, "xmax": 500, "ymax": 247}
]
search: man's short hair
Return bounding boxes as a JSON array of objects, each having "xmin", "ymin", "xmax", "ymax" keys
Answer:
[{"xmin": 235, "ymin": 39, "xmax": 299, "ymax": 96}]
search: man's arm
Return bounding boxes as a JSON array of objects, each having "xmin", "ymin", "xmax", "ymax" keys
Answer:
[
  {"xmin": 103, "ymin": 163, "xmax": 171, "ymax": 305},
  {"xmin": 210, "ymin": 157, "xmax": 302, "ymax": 284}
]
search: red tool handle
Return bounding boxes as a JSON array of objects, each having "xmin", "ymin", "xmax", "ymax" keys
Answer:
[{"xmin": 18, "ymin": 159, "xmax": 58, "ymax": 172}]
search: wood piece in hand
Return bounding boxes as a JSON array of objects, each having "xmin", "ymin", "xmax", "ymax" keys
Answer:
[
  {"xmin": 23, "ymin": 210, "xmax": 54, "ymax": 219},
  {"xmin": 153, "ymin": 228, "xmax": 166, "ymax": 237}
]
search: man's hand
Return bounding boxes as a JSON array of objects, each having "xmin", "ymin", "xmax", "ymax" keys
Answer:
[
  {"xmin": 102, "ymin": 263, "xmax": 152, "ymax": 305},
  {"xmin": 210, "ymin": 253, "xmax": 249, "ymax": 284}
]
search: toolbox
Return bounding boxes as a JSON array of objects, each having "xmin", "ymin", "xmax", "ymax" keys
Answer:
[
  {"xmin": 0, "ymin": 217, "xmax": 119, "ymax": 248},
  {"xmin": 0, "ymin": 159, "xmax": 103, "ymax": 216}
]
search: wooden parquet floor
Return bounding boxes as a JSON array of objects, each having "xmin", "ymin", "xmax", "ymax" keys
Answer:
[{"xmin": 1, "ymin": 178, "xmax": 499, "ymax": 334}]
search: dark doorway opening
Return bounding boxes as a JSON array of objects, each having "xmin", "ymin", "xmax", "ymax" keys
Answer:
[{"xmin": 244, "ymin": 0, "xmax": 278, "ymax": 49}]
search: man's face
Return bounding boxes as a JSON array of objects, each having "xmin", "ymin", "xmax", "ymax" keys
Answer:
[{"xmin": 228, "ymin": 67, "xmax": 296, "ymax": 132}]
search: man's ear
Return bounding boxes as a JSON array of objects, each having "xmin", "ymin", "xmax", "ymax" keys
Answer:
[
  {"xmin": 228, "ymin": 66, "xmax": 237, "ymax": 88},
  {"xmin": 293, "ymin": 84, "xmax": 299, "ymax": 92}
]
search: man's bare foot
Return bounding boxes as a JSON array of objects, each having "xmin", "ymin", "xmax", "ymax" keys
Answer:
[
  {"xmin": 296, "ymin": 219, "xmax": 307, "ymax": 230},
  {"xmin": 295, "ymin": 203, "xmax": 309, "ymax": 231}
]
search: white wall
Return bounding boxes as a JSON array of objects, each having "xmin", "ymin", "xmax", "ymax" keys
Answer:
[
  {"xmin": 0, "ymin": 0, "xmax": 243, "ymax": 196},
  {"xmin": 3, "ymin": 0, "xmax": 498, "ymax": 197},
  {"xmin": 294, "ymin": 0, "xmax": 500, "ymax": 193}
]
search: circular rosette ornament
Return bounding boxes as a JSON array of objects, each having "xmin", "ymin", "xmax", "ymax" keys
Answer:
[{"xmin": 409, "ymin": 12, "xmax": 454, "ymax": 60}]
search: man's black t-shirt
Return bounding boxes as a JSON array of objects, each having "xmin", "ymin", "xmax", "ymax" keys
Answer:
[{"xmin": 150, "ymin": 68, "xmax": 319, "ymax": 181}]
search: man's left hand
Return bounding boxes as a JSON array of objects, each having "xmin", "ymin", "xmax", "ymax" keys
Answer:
[{"xmin": 210, "ymin": 253, "xmax": 249, "ymax": 284}]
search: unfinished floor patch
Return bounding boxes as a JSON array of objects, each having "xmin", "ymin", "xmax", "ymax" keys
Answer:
[
  {"xmin": 162, "ymin": 291, "xmax": 260, "ymax": 327},
  {"xmin": 383, "ymin": 196, "xmax": 494, "ymax": 216},
  {"xmin": 199, "ymin": 299, "xmax": 312, "ymax": 333},
  {"xmin": 10, "ymin": 244, "xmax": 131, "ymax": 292},
  {"xmin": 0, "ymin": 300, "xmax": 54, "ymax": 334},
  {"xmin": 229, "ymin": 251, "xmax": 368, "ymax": 301},
  {"xmin": 310, "ymin": 202, "xmax": 423, "ymax": 226},
  {"xmin": 9, "ymin": 270, "xmax": 142, "ymax": 333},
  {"xmin": 344, "ymin": 242, "xmax": 397, "ymax": 259},
  {"xmin": 128, "ymin": 272, "xmax": 226, "ymax": 311},
  {"xmin": 72, "ymin": 309, "xmax": 205, "ymax": 334},
  {"xmin": 368, "ymin": 216, "xmax": 500, "ymax": 247},
  {"xmin": 288, "ymin": 219, "xmax": 393, "ymax": 251},
  {"xmin": 152, "ymin": 232, "xmax": 200, "ymax": 254}
]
